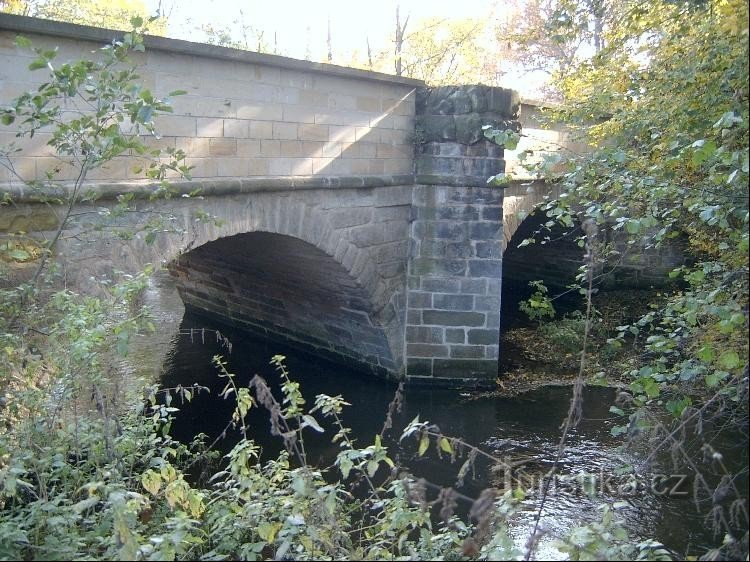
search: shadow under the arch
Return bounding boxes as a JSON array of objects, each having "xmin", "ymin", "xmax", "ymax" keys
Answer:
[{"xmin": 167, "ymin": 230, "xmax": 399, "ymax": 380}]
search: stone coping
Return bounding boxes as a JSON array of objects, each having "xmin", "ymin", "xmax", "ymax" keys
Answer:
[
  {"xmin": 416, "ymin": 174, "xmax": 507, "ymax": 188},
  {"xmin": 0, "ymin": 13, "xmax": 424, "ymax": 89},
  {"xmin": 0, "ymin": 174, "xmax": 417, "ymax": 203}
]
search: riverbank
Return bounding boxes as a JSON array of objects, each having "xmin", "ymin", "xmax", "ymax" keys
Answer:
[{"xmin": 484, "ymin": 288, "xmax": 667, "ymax": 398}]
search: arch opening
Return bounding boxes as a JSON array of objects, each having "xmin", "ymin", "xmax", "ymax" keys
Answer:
[
  {"xmin": 168, "ymin": 231, "xmax": 397, "ymax": 377},
  {"xmin": 501, "ymin": 210, "xmax": 585, "ymax": 332}
]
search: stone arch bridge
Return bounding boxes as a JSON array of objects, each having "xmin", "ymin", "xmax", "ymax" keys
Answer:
[{"xmin": 0, "ymin": 15, "xmax": 571, "ymax": 386}]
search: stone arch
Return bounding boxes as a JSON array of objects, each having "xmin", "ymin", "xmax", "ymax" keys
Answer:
[
  {"xmin": 501, "ymin": 180, "xmax": 562, "ymax": 251},
  {"xmin": 148, "ymin": 194, "xmax": 402, "ymax": 377}
]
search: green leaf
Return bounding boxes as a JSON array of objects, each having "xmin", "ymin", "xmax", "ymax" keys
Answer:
[
  {"xmin": 718, "ymin": 351, "xmax": 740, "ymax": 370},
  {"xmin": 418, "ymin": 433, "xmax": 429, "ymax": 457},
  {"xmin": 302, "ymin": 414, "xmax": 324, "ymax": 433},
  {"xmin": 625, "ymin": 219, "xmax": 640, "ymax": 234},
  {"xmin": 705, "ymin": 373, "xmax": 721, "ymax": 388},
  {"xmin": 438, "ymin": 437, "xmax": 453, "ymax": 455},
  {"xmin": 697, "ymin": 345, "xmax": 715, "ymax": 362},
  {"xmin": 28, "ymin": 59, "xmax": 48, "ymax": 71},
  {"xmin": 610, "ymin": 424, "xmax": 628, "ymax": 437},
  {"xmin": 7, "ymin": 249, "xmax": 31, "ymax": 261},
  {"xmin": 15, "ymin": 35, "xmax": 32, "ymax": 49},
  {"xmin": 691, "ymin": 139, "xmax": 717, "ymax": 166}
]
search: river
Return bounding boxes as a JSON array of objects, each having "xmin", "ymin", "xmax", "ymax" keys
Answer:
[{"xmin": 132, "ymin": 271, "xmax": 744, "ymax": 560}]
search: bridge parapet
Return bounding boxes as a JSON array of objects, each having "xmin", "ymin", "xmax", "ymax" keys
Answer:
[{"xmin": 0, "ymin": 13, "xmax": 420, "ymax": 187}]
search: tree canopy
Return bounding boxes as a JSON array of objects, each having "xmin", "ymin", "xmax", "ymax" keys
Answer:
[{"xmin": 1, "ymin": 0, "xmax": 167, "ymax": 34}]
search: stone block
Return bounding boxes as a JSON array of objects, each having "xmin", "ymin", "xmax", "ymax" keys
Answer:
[
  {"xmin": 282, "ymin": 105, "xmax": 316, "ymax": 124},
  {"xmin": 408, "ymin": 292, "xmax": 432, "ymax": 308},
  {"xmin": 417, "ymin": 114, "xmax": 456, "ymax": 142},
  {"xmin": 445, "ymin": 242, "xmax": 474, "ymax": 259},
  {"xmin": 197, "ymin": 117, "xmax": 224, "ymax": 137},
  {"xmin": 433, "ymin": 294, "xmax": 474, "ymax": 311},
  {"xmin": 406, "ymin": 326, "xmax": 444, "ymax": 344},
  {"xmin": 463, "ymin": 157, "xmax": 504, "ymax": 178},
  {"xmin": 236, "ymin": 103, "xmax": 283, "ymax": 121},
  {"xmin": 485, "ymin": 312, "xmax": 501, "ymax": 329},
  {"xmin": 460, "ymin": 278, "xmax": 487, "ymax": 294},
  {"xmin": 454, "ymin": 113, "xmax": 483, "ymax": 144},
  {"xmin": 437, "ymin": 206, "xmax": 480, "ymax": 220},
  {"xmin": 488, "ymin": 88, "xmax": 520, "ymax": 118},
  {"xmin": 216, "ymin": 157, "xmax": 247, "ymax": 176},
  {"xmin": 272, "ymin": 121, "xmax": 298, "ymax": 140},
  {"xmin": 467, "ymin": 328, "xmax": 499, "ymax": 345},
  {"xmin": 209, "ymin": 138, "xmax": 237, "ymax": 156},
  {"xmin": 407, "ymin": 343, "xmax": 449, "ymax": 358},
  {"xmin": 250, "ymin": 120, "xmax": 274, "ymax": 139},
  {"xmin": 356, "ymin": 96, "xmax": 381, "ymax": 112},
  {"xmin": 156, "ymin": 114, "xmax": 196, "ymax": 137},
  {"xmin": 410, "ymin": 258, "xmax": 467, "ymax": 277},
  {"xmin": 434, "ymin": 222, "xmax": 467, "ymax": 240},
  {"xmin": 466, "ymin": 85, "xmax": 491, "ymax": 113},
  {"xmin": 468, "ymin": 260, "xmax": 502, "ymax": 277},
  {"xmin": 482, "ymin": 206, "xmax": 502, "ymax": 221},
  {"xmin": 475, "ymin": 296, "xmax": 500, "ymax": 312},
  {"xmin": 445, "ymin": 328, "xmax": 465, "ymax": 344},
  {"xmin": 418, "ymin": 239, "xmax": 446, "ymax": 258},
  {"xmin": 475, "ymin": 241, "xmax": 502, "ymax": 258},
  {"xmin": 470, "ymin": 222, "xmax": 501, "ymax": 240},
  {"xmin": 432, "ymin": 358, "xmax": 497, "ymax": 378},
  {"xmin": 422, "ymin": 310, "xmax": 485, "ymax": 327},
  {"xmin": 223, "ymin": 119, "xmax": 248, "ymax": 138},
  {"xmin": 421, "ymin": 278, "xmax": 460, "ymax": 293},
  {"xmin": 449, "ymin": 345, "xmax": 485, "ymax": 358},
  {"xmin": 299, "ymin": 123, "xmax": 329, "ymax": 141},
  {"xmin": 260, "ymin": 139, "xmax": 281, "ymax": 156},
  {"xmin": 406, "ymin": 358, "xmax": 433, "ymax": 377}
]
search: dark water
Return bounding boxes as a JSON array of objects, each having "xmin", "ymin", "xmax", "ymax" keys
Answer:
[{"xmin": 156, "ymin": 308, "xmax": 746, "ymax": 560}]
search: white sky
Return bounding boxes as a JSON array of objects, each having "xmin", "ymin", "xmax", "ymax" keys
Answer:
[
  {"xmin": 151, "ymin": 0, "xmax": 501, "ymax": 60},
  {"xmin": 146, "ymin": 0, "xmax": 547, "ymax": 97}
]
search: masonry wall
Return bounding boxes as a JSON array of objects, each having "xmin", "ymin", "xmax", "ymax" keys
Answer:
[
  {"xmin": 0, "ymin": 15, "xmax": 419, "ymax": 186},
  {"xmin": 406, "ymin": 85, "xmax": 519, "ymax": 386}
]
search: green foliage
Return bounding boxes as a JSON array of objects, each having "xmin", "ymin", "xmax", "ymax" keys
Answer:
[
  {"xmin": 509, "ymin": 0, "xmax": 748, "ymax": 556},
  {"xmin": 519, "ymin": 280, "xmax": 557, "ymax": 323},
  {"xmin": 517, "ymin": 0, "xmax": 748, "ymax": 407},
  {"xmin": 0, "ymin": 24, "xmax": 192, "ymax": 271}
]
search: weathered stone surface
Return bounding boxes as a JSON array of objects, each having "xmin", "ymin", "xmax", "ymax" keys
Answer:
[
  {"xmin": 467, "ymin": 328, "xmax": 499, "ymax": 345},
  {"xmin": 407, "ymin": 80, "xmax": 518, "ymax": 383},
  {"xmin": 417, "ymin": 115, "xmax": 456, "ymax": 142},
  {"xmin": 433, "ymin": 358, "xmax": 497, "ymax": 378},
  {"xmin": 422, "ymin": 310, "xmax": 486, "ymax": 326},
  {"xmin": 454, "ymin": 113, "xmax": 483, "ymax": 144},
  {"xmin": 0, "ymin": 207, "xmax": 59, "ymax": 232}
]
